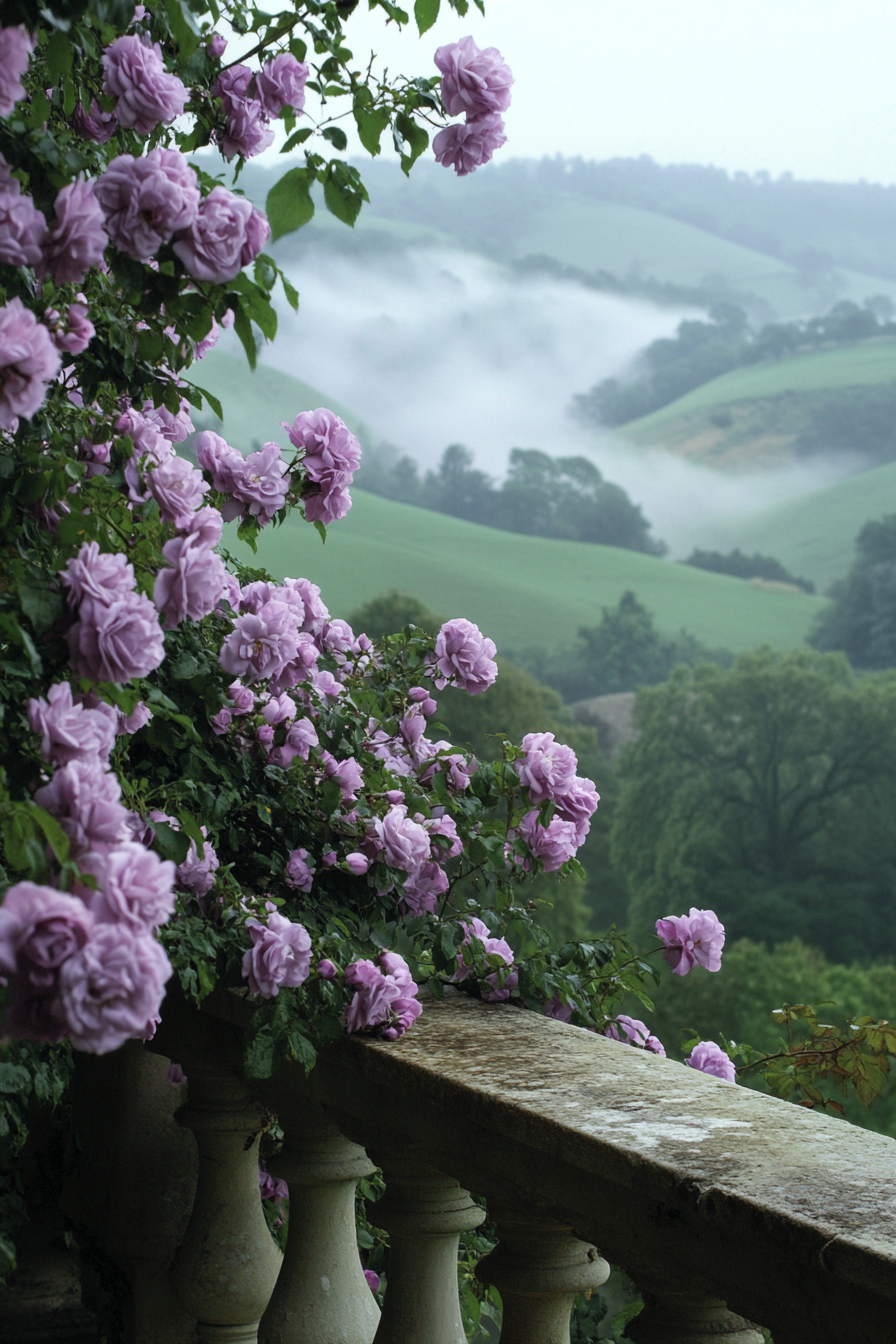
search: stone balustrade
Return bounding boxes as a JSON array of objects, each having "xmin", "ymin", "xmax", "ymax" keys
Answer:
[{"xmin": 5, "ymin": 986, "xmax": 896, "ymax": 1344}]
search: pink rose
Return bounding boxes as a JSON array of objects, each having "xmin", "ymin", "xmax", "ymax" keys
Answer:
[
  {"xmin": 173, "ymin": 186, "xmax": 269, "ymax": 284},
  {"xmin": 71, "ymin": 98, "xmax": 117, "ymax": 144},
  {"xmin": 0, "ymin": 25, "xmax": 34, "ymax": 117},
  {"xmin": 0, "ymin": 297, "xmax": 61, "ymax": 430},
  {"xmin": 27, "ymin": 682, "xmax": 116, "ymax": 767},
  {"xmin": 146, "ymin": 453, "xmax": 209, "ymax": 527},
  {"xmin": 284, "ymin": 409, "xmax": 361, "ymax": 526},
  {"xmin": 517, "ymin": 809, "xmax": 580, "ymax": 873},
  {"xmin": 75, "ymin": 841, "xmax": 176, "ymax": 933},
  {"xmin": 433, "ymin": 113, "xmax": 507, "ymax": 177},
  {"xmin": 176, "ymin": 832, "xmax": 219, "ymax": 900},
  {"xmin": 434, "ymin": 36, "xmax": 513, "ymax": 118},
  {"xmin": 0, "ymin": 179, "xmax": 46, "ymax": 267},
  {"xmin": 196, "ymin": 430, "xmax": 246, "ymax": 494},
  {"xmin": 603, "ymin": 1014, "xmax": 666, "ymax": 1056},
  {"xmin": 219, "ymin": 600, "xmax": 301, "ymax": 684},
  {"xmin": 284, "ymin": 847, "xmax": 314, "ymax": 892},
  {"xmin": 256, "ymin": 53, "xmax": 308, "ymax": 117},
  {"xmin": 154, "ymin": 533, "xmax": 226, "ymax": 628},
  {"xmin": 345, "ymin": 952, "xmax": 421, "ymax": 1038},
  {"xmin": 60, "ymin": 541, "xmax": 135, "ymax": 608},
  {"xmin": 686, "ymin": 1041, "xmax": 737, "ymax": 1083},
  {"xmin": 39, "ymin": 179, "xmax": 108, "ymax": 284},
  {"xmin": 241, "ymin": 912, "xmax": 312, "ymax": 997},
  {"xmin": 433, "ymin": 618, "xmax": 497, "ymax": 695},
  {"xmin": 68, "ymin": 592, "xmax": 166, "ymax": 684},
  {"xmin": 400, "ymin": 861, "xmax": 448, "ymax": 916},
  {"xmin": 47, "ymin": 302, "xmax": 95, "ymax": 356},
  {"xmin": 454, "ymin": 916, "xmax": 517, "ymax": 1001},
  {"xmin": 371, "ymin": 804, "xmax": 431, "ymax": 873},
  {"xmin": 102, "ymin": 34, "xmax": 188, "ymax": 134},
  {"xmin": 517, "ymin": 731, "xmax": 578, "ymax": 804},
  {"xmin": 0, "ymin": 881, "xmax": 95, "ymax": 985},
  {"xmin": 33, "ymin": 759, "xmax": 131, "ymax": 855},
  {"xmin": 95, "ymin": 149, "xmax": 200, "ymax": 261},
  {"xmin": 655, "ymin": 908, "xmax": 725, "ymax": 977},
  {"xmin": 56, "ymin": 922, "xmax": 173, "ymax": 1054}
]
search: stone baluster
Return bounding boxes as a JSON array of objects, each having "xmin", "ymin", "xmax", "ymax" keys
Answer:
[
  {"xmin": 258, "ymin": 1116, "xmax": 379, "ymax": 1344},
  {"xmin": 170, "ymin": 1061, "xmax": 282, "ymax": 1344},
  {"xmin": 476, "ymin": 1214, "xmax": 609, "ymax": 1344},
  {"xmin": 627, "ymin": 1281, "xmax": 764, "ymax": 1344},
  {"xmin": 371, "ymin": 1163, "xmax": 485, "ymax": 1344}
]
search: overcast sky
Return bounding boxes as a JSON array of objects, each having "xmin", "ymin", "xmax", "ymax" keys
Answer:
[{"xmin": 281, "ymin": 0, "xmax": 896, "ymax": 184}]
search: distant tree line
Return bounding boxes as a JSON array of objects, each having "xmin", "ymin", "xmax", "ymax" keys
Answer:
[
  {"xmin": 684, "ymin": 547, "xmax": 815, "ymax": 594},
  {"xmin": 357, "ymin": 444, "xmax": 665, "ymax": 554},
  {"xmin": 573, "ymin": 298, "xmax": 896, "ymax": 428}
]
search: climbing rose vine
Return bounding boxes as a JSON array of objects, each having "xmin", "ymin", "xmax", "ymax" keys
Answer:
[{"xmin": 0, "ymin": 0, "xmax": 738, "ymax": 1166}]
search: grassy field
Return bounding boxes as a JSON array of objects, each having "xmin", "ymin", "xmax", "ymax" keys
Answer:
[
  {"xmin": 725, "ymin": 461, "xmax": 896, "ymax": 591},
  {"xmin": 228, "ymin": 489, "xmax": 825, "ymax": 655},
  {"xmin": 624, "ymin": 337, "xmax": 896, "ymax": 439}
]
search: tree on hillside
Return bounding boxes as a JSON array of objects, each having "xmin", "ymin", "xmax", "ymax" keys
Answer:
[
  {"xmin": 513, "ymin": 591, "xmax": 731, "ymax": 702},
  {"xmin": 498, "ymin": 450, "xmax": 664, "ymax": 553},
  {"xmin": 612, "ymin": 649, "xmax": 896, "ymax": 962},
  {"xmin": 810, "ymin": 516, "xmax": 896, "ymax": 667},
  {"xmin": 355, "ymin": 443, "xmax": 665, "ymax": 553}
]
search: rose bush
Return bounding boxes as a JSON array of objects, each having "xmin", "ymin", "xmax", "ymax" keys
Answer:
[{"xmin": 0, "ymin": 0, "xmax": 748, "ymax": 1295}]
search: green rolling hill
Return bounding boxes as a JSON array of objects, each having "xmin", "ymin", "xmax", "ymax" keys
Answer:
[
  {"xmin": 228, "ymin": 489, "xmax": 825, "ymax": 656},
  {"xmin": 725, "ymin": 461, "xmax": 896, "ymax": 592},
  {"xmin": 625, "ymin": 338, "xmax": 896, "ymax": 433},
  {"xmin": 617, "ymin": 337, "xmax": 896, "ymax": 472}
]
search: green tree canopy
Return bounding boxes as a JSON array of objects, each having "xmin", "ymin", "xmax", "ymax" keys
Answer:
[
  {"xmin": 513, "ymin": 590, "xmax": 730, "ymax": 702},
  {"xmin": 810, "ymin": 515, "xmax": 896, "ymax": 668},
  {"xmin": 612, "ymin": 648, "xmax": 896, "ymax": 961}
]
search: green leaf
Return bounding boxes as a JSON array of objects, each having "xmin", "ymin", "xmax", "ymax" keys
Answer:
[
  {"xmin": 322, "ymin": 126, "xmax": 348, "ymax": 151},
  {"xmin": 286, "ymin": 1026, "xmax": 317, "ymax": 1073},
  {"xmin": 45, "ymin": 29, "xmax": 73, "ymax": 80},
  {"xmin": 323, "ymin": 162, "xmax": 369, "ymax": 227},
  {"xmin": 153, "ymin": 820, "xmax": 191, "ymax": 865},
  {"xmin": 232, "ymin": 305, "xmax": 257, "ymax": 370},
  {"xmin": 281, "ymin": 127, "xmax": 313, "ymax": 153},
  {"xmin": 266, "ymin": 167, "xmax": 316, "ymax": 242},
  {"xmin": 354, "ymin": 105, "xmax": 391, "ymax": 157},
  {"xmin": 176, "ymin": 808, "xmax": 205, "ymax": 856},
  {"xmin": 280, "ymin": 271, "xmax": 300, "ymax": 312},
  {"xmin": 394, "ymin": 113, "xmax": 429, "ymax": 175},
  {"xmin": 184, "ymin": 381, "xmax": 224, "ymax": 423},
  {"xmin": 244, "ymin": 1024, "xmax": 276, "ymax": 1079},
  {"xmin": 313, "ymin": 519, "xmax": 327, "ymax": 544},
  {"xmin": 170, "ymin": 651, "xmax": 201, "ymax": 680},
  {"xmin": 163, "ymin": 0, "xmax": 201, "ymax": 61},
  {"xmin": 414, "ymin": 0, "xmax": 440, "ymax": 32},
  {"xmin": 0, "ymin": 1063, "xmax": 31, "ymax": 1095},
  {"xmin": 237, "ymin": 515, "xmax": 260, "ymax": 553},
  {"xmin": 17, "ymin": 584, "xmax": 62, "ymax": 637},
  {"xmin": 29, "ymin": 805, "xmax": 70, "ymax": 864}
]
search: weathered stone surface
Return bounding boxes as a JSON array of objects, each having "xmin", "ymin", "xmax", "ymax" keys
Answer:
[
  {"xmin": 286, "ymin": 993, "xmax": 896, "ymax": 1344},
  {"xmin": 196, "ymin": 985, "xmax": 896, "ymax": 1344}
]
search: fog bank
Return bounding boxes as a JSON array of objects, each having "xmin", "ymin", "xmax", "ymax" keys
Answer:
[{"xmin": 258, "ymin": 245, "xmax": 847, "ymax": 554}]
